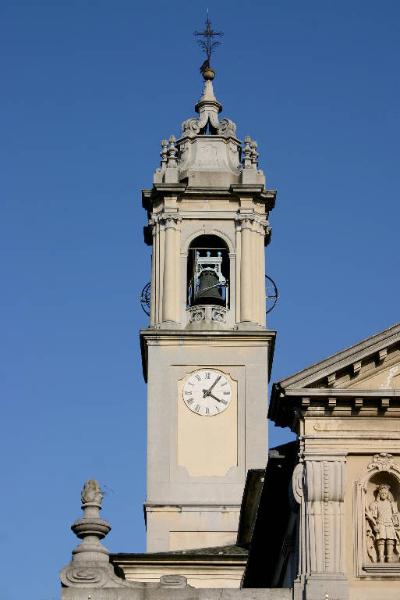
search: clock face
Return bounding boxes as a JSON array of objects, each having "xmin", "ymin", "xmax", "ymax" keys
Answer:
[{"xmin": 182, "ymin": 369, "xmax": 232, "ymax": 416}]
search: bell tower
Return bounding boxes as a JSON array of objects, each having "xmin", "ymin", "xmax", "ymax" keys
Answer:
[{"xmin": 140, "ymin": 37, "xmax": 276, "ymax": 552}]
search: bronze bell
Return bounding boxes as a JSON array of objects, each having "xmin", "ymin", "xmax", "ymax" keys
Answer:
[{"xmin": 195, "ymin": 269, "xmax": 224, "ymax": 305}]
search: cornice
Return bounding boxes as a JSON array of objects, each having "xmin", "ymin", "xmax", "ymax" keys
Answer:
[
  {"xmin": 269, "ymin": 384, "xmax": 400, "ymax": 430},
  {"xmin": 140, "ymin": 328, "xmax": 276, "ymax": 383},
  {"xmin": 142, "ymin": 185, "xmax": 277, "ymax": 211},
  {"xmin": 140, "ymin": 327, "xmax": 276, "ymax": 343}
]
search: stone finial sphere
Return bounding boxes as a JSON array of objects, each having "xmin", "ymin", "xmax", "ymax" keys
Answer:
[{"xmin": 203, "ymin": 67, "xmax": 215, "ymax": 80}]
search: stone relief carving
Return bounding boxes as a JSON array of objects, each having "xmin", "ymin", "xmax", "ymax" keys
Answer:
[
  {"xmin": 188, "ymin": 305, "xmax": 227, "ymax": 325},
  {"xmin": 218, "ymin": 118, "xmax": 237, "ymax": 138},
  {"xmin": 188, "ymin": 306, "xmax": 206, "ymax": 323},
  {"xmin": 367, "ymin": 452, "xmax": 399, "ymax": 473},
  {"xmin": 211, "ymin": 307, "xmax": 226, "ymax": 322},
  {"xmin": 355, "ymin": 454, "xmax": 400, "ymax": 574}
]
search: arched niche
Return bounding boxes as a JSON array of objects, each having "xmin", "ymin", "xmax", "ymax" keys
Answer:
[
  {"xmin": 186, "ymin": 234, "xmax": 230, "ymax": 308},
  {"xmin": 182, "ymin": 227, "xmax": 234, "ymax": 255},
  {"xmin": 355, "ymin": 453, "xmax": 400, "ymax": 575}
]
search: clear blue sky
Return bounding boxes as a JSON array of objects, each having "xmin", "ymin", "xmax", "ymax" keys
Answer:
[{"xmin": 1, "ymin": 1, "xmax": 400, "ymax": 598}]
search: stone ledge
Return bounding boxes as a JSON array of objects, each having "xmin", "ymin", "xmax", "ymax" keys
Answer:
[
  {"xmin": 362, "ymin": 563, "xmax": 400, "ymax": 576},
  {"xmin": 62, "ymin": 587, "xmax": 292, "ymax": 600}
]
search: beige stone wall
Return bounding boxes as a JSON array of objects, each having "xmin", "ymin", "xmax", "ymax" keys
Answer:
[
  {"xmin": 177, "ymin": 370, "xmax": 238, "ymax": 477},
  {"xmin": 143, "ymin": 331, "xmax": 273, "ymax": 552},
  {"xmin": 298, "ymin": 414, "xmax": 400, "ymax": 599}
]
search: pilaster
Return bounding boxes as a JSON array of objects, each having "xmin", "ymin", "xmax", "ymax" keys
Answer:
[
  {"xmin": 293, "ymin": 451, "xmax": 348, "ymax": 600},
  {"xmin": 236, "ymin": 214, "xmax": 269, "ymax": 327},
  {"xmin": 161, "ymin": 213, "xmax": 181, "ymax": 325}
]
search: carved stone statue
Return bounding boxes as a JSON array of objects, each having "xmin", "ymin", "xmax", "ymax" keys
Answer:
[
  {"xmin": 81, "ymin": 479, "xmax": 103, "ymax": 505},
  {"xmin": 366, "ymin": 484, "xmax": 400, "ymax": 562}
]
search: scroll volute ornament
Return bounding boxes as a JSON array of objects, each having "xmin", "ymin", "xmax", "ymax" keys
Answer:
[
  {"xmin": 304, "ymin": 459, "xmax": 345, "ymax": 504},
  {"xmin": 292, "ymin": 462, "xmax": 304, "ymax": 505}
]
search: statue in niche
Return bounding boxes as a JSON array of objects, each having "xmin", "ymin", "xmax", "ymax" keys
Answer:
[{"xmin": 366, "ymin": 484, "xmax": 400, "ymax": 562}]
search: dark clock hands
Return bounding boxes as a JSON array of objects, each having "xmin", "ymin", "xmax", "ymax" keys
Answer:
[
  {"xmin": 208, "ymin": 392, "xmax": 224, "ymax": 404},
  {"xmin": 202, "ymin": 375, "xmax": 221, "ymax": 399}
]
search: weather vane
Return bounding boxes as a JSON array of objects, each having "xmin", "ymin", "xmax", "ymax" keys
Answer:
[{"xmin": 194, "ymin": 14, "xmax": 223, "ymax": 76}]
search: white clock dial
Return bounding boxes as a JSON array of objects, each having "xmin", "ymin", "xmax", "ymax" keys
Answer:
[{"xmin": 183, "ymin": 369, "xmax": 232, "ymax": 416}]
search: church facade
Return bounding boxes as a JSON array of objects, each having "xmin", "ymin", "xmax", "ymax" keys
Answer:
[{"xmin": 59, "ymin": 61, "xmax": 400, "ymax": 600}]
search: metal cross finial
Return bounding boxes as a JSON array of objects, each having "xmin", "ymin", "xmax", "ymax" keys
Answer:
[{"xmin": 194, "ymin": 14, "xmax": 223, "ymax": 65}]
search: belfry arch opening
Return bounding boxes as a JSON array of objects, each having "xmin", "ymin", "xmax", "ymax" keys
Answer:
[{"xmin": 187, "ymin": 235, "xmax": 229, "ymax": 308}]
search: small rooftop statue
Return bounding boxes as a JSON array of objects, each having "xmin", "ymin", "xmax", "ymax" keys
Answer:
[{"xmin": 81, "ymin": 479, "xmax": 104, "ymax": 505}]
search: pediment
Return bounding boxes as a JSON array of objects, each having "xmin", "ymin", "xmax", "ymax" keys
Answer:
[
  {"xmin": 347, "ymin": 362, "xmax": 400, "ymax": 390},
  {"xmin": 276, "ymin": 323, "xmax": 400, "ymax": 392},
  {"xmin": 269, "ymin": 323, "xmax": 400, "ymax": 430}
]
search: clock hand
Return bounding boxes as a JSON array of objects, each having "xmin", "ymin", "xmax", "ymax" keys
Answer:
[
  {"xmin": 208, "ymin": 392, "xmax": 223, "ymax": 403},
  {"xmin": 204, "ymin": 375, "xmax": 221, "ymax": 397}
]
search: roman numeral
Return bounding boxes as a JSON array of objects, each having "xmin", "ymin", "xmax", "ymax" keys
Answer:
[{"xmin": 195, "ymin": 404, "xmax": 200, "ymax": 413}]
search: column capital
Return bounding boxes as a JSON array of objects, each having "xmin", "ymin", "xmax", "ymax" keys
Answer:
[
  {"xmin": 235, "ymin": 213, "xmax": 269, "ymax": 236},
  {"xmin": 155, "ymin": 212, "xmax": 182, "ymax": 230}
]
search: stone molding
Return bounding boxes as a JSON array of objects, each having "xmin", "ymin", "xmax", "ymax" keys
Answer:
[
  {"xmin": 270, "ymin": 388, "xmax": 400, "ymax": 431},
  {"xmin": 141, "ymin": 186, "xmax": 276, "ymax": 217},
  {"xmin": 182, "ymin": 227, "xmax": 235, "ymax": 254}
]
